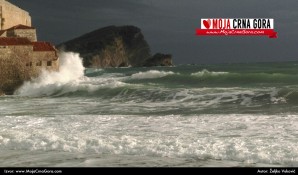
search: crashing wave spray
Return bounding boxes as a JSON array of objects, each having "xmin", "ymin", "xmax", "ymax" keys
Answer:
[{"xmin": 15, "ymin": 52, "xmax": 85, "ymax": 96}]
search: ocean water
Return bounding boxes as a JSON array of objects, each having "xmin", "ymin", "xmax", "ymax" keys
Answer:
[{"xmin": 0, "ymin": 52, "xmax": 298, "ymax": 167}]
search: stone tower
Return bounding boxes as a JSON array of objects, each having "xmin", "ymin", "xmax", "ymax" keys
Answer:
[{"xmin": 0, "ymin": 0, "xmax": 32, "ymax": 30}]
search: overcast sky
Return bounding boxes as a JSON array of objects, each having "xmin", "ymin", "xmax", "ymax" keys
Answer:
[{"xmin": 9, "ymin": 0, "xmax": 298, "ymax": 64}]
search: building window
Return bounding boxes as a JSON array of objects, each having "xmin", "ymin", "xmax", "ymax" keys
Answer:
[
  {"xmin": 47, "ymin": 61, "xmax": 52, "ymax": 66},
  {"xmin": 26, "ymin": 62, "xmax": 32, "ymax": 67},
  {"xmin": 36, "ymin": 61, "xmax": 42, "ymax": 66}
]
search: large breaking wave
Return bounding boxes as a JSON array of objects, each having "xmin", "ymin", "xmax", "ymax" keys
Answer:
[
  {"xmin": 13, "ymin": 56, "xmax": 298, "ymax": 108},
  {"xmin": 15, "ymin": 52, "xmax": 85, "ymax": 96}
]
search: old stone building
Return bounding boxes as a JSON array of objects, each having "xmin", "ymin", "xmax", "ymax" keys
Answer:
[
  {"xmin": 0, "ymin": 0, "xmax": 59, "ymax": 95},
  {"xmin": 0, "ymin": 0, "xmax": 31, "ymax": 30},
  {"xmin": 4, "ymin": 24, "xmax": 37, "ymax": 41}
]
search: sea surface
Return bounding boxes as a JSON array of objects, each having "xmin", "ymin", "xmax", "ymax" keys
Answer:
[{"xmin": 0, "ymin": 52, "xmax": 298, "ymax": 167}]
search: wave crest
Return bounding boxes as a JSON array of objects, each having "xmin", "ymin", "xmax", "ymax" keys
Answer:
[
  {"xmin": 131, "ymin": 70, "xmax": 175, "ymax": 79},
  {"xmin": 191, "ymin": 69, "xmax": 229, "ymax": 77}
]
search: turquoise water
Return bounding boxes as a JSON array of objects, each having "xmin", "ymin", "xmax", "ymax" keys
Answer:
[
  {"xmin": 83, "ymin": 62, "xmax": 298, "ymax": 115},
  {"xmin": 0, "ymin": 53, "xmax": 298, "ymax": 167}
]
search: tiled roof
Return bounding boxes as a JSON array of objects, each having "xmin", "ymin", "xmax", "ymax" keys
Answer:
[
  {"xmin": 6, "ymin": 24, "xmax": 35, "ymax": 30},
  {"xmin": 32, "ymin": 42, "xmax": 56, "ymax": 52},
  {"xmin": 0, "ymin": 37, "xmax": 31, "ymax": 45},
  {"xmin": 0, "ymin": 37, "xmax": 56, "ymax": 52}
]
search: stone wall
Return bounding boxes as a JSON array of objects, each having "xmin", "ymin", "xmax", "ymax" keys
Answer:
[
  {"xmin": 0, "ymin": 45, "xmax": 32, "ymax": 94},
  {"xmin": 0, "ymin": 45, "xmax": 59, "ymax": 94},
  {"xmin": 32, "ymin": 51, "xmax": 59, "ymax": 72},
  {"xmin": 0, "ymin": 0, "xmax": 31, "ymax": 30},
  {"xmin": 7, "ymin": 28, "xmax": 37, "ymax": 41}
]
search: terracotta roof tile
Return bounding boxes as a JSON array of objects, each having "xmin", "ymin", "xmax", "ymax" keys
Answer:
[
  {"xmin": 32, "ymin": 42, "xmax": 56, "ymax": 52},
  {"xmin": 0, "ymin": 37, "xmax": 31, "ymax": 45}
]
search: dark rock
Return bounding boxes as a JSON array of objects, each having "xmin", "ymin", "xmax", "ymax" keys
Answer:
[
  {"xmin": 57, "ymin": 25, "xmax": 151, "ymax": 68},
  {"xmin": 143, "ymin": 53, "xmax": 173, "ymax": 67},
  {"xmin": 57, "ymin": 25, "xmax": 174, "ymax": 68}
]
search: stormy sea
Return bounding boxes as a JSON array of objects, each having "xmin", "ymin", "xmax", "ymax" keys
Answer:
[{"xmin": 0, "ymin": 52, "xmax": 297, "ymax": 167}]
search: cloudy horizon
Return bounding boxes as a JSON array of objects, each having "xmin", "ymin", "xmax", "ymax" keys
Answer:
[{"xmin": 9, "ymin": 0, "xmax": 298, "ymax": 64}]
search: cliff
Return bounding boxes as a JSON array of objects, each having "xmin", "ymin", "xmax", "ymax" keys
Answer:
[
  {"xmin": 57, "ymin": 25, "xmax": 173, "ymax": 68},
  {"xmin": 57, "ymin": 26, "xmax": 150, "ymax": 68},
  {"xmin": 143, "ymin": 53, "xmax": 173, "ymax": 67}
]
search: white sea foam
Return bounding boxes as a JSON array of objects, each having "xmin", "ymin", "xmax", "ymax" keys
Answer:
[
  {"xmin": 131, "ymin": 70, "xmax": 175, "ymax": 79},
  {"xmin": 270, "ymin": 88, "xmax": 287, "ymax": 104},
  {"xmin": 15, "ymin": 52, "xmax": 85, "ymax": 96},
  {"xmin": 0, "ymin": 114, "xmax": 297, "ymax": 167},
  {"xmin": 14, "ymin": 52, "xmax": 127, "ymax": 97},
  {"xmin": 191, "ymin": 69, "xmax": 229, "ymax": 77}
]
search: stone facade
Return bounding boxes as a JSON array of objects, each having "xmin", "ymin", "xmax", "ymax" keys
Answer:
[
  {"xmin": 0, "ymin": 38, "xmax": 59, "ymax": 94},
  {"xmin": 0, "ymin": 0, "xmax": 31, "ymax": 30},
  {"xmin": 0, "ymin": 1, "xmax": 59, "ymax": 95},
  {"xmin": 6, "ymin": 25, "xmax": 37, "ymax": 41},
  {"xmin": 0, "ymin": 43, "xmax": 33, "ymax": 94},
  {"xmin": 32, "ymin": 42, "xmax": 59, "ymax": 73}
]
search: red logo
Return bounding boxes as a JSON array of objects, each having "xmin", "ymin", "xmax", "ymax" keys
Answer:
[
  {"xmin": 196, "ymin": 18, "xmax": 278, "ymax": 38},
  {"xmin": 203, "ymin": 19, "xmax": 211, "ymax": 29}
]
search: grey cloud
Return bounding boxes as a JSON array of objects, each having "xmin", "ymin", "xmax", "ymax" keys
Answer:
[{"xmin": 9, "ymin": 0, "xmax": 298, "ymax": 64}]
